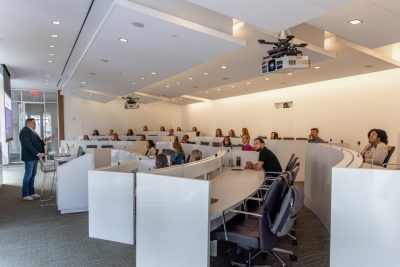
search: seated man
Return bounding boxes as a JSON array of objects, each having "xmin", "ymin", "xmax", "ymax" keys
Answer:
[
  {"xmin": 245, "ymin": 137, "xmax": 282, "ymax": 173},
  {"xmin": 181, "ymin": 134, "xmax": 189, "ymax": 143},
  {"xmin": 308, "ymin": 128, "xmax": 325, "ymax": 143},
  {"xmin": 168, "ymin": 128, "xmax": 174, "ymax": 136},
  {"xmin": 188, "ymin": 149, "xmax": 202, "ymax": 162},
  {"xmin": 111, "ymin": 133, "xmax": 120, "ymax": 141}
]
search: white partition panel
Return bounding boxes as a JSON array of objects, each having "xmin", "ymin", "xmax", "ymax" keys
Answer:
[
  {"xmin": 331, "ymin": 168, "xmax": 400, "ymax": 267},
  {"xmin": 88, "ymin": 170, "xmax": 135, "ymax": 244},
  {"xmin": 136, "ymin": 173, "xmax": 210, "ymax": 267},
  {"xmin": 57, "ymin": 153, "xmax": 94, "ymax": 214}
]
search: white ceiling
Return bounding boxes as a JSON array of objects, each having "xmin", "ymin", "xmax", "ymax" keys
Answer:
[{"xmin": 1, "ymin": 0, "xmax": 400, "ymax": 105}]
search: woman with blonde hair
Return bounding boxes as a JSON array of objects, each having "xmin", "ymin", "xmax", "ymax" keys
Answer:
[{"xmin": 228, "ymin": 129, "xmax": 236, "ymax": 138}]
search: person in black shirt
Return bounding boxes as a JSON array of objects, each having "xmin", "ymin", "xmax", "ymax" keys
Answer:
[{"xmin": 245, "ymin": 137, "xmax": 282, "ymax": 173}]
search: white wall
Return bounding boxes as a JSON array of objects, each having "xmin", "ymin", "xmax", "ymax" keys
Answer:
[
  {"xmin": 182, "ymin": 68, "xmax": 400, "ymax": 153},
  {"xmin": 64, "ymin": 97, "xmax": 182, "ymax": 139}
]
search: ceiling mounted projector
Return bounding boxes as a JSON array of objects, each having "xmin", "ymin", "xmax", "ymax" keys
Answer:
[
  {"xmin": 258, "ymin": 31, "xmax": 310, "ymax": 74},
  {"xmin": 122, "ymin": 96, "xmax": 140, "ymax": 109}
]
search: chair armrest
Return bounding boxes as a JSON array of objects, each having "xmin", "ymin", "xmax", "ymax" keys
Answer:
[
  {"xmin": 246, "ymin": 197, "xmax": 262, "ymax": 201},
  {"xmin": 265, "ymin": 171, "xmax": 282, "ymax": 175},
  {"xmin": 220, "ymin": 209, "xmax": 262, "ymax": 241}
]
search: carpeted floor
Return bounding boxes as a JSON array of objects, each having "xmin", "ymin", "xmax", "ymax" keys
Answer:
[{"xmin": 0, "ymin": 165, "xmax": 329, "ymax": 267}]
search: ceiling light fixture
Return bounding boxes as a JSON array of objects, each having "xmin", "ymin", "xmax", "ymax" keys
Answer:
[
  {"xmin": 131, "ymin": 82, "xmax": 136, "ymax": 85},
  {"xmin": 52, "ymin": 20, "xmax": 60, "ymax": 25},
  {"xmin": 287, "ymin": 73, "xmax": 293, "ymax": 76},
  {"xmin": 139, "ymin": 77, "xmax": 145, "ymax": 80},
  {"xmin": 230, "ymin": 85, "xmax": 235, "ymax": 88},
  {"xmin": 187, "ymin": 77, "xmax": 193, "ymax": 80},
  {"xmin": 44, "ymin": 80, "xmax": 49, "ymax": 82},
  {"xmin": 119, "ymin": 38, "xmax": 128, "ymax": 43},
  {"xmin": 348, "ymin": 19, "xmax": 363, "ymax": 25},
  {"xmin": 48, "ymin": 53, "xmax": 54, "ymax": 56},
  {"xmin": 176, "ymin": 81, "xmax": 181, "ymax": 85},
  {"xmin": 313, "ymin": 66, "xmax": 321, "ymax": 69},
  {"xmin": 217, "ymin": 88, "xmax": 221, "ymax": 91},
  {"xmin": 47, "ymin": 60, "xmax": 53, "ymax": 63},
  {"xmin": 49, "ymin": 45, "xmax": 56, "ymax": 48},
  {"xmin": 246, "ymin": 81, "xmax": 251, "ymax": 85},
  {"xmin": 203, "ymin": 72, "xmax": 208, "ymax": 75},
  {"xmin": 264, "ymin": 77, "xmax": 270, "ymax": 81},
  {"xmin": 205, "ymin": 91, "xmax": 209, "ymax": 94},
  {"xmin": 45, "ymin": 74, "xmax": 51, "ymax": 77},
  {"xmin": 165, "ymin": 85, "xmax": 170, "ymax": 88},
  {"xmin": 81, "ymin": 82, "xmax": 86, "ymax": 85},
  {"xmin": 221, "ymin": 65, "xmax": 227, "ymax": 69},
  {"xmin": 150, "ymin": 72, "xmax": 157, "ymax": 75},
  {"xmin": 50, "ymin": 34, "xmax": 58, "ymax": 38}
]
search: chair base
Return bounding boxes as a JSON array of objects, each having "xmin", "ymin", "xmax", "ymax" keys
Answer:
[
  {"xmin": 230, "ymin": 247, "xmax": 297, "ymax": 267},
  {"xmin": 40, "ymin": 172, "xmax": 57, "ymax": 207}
]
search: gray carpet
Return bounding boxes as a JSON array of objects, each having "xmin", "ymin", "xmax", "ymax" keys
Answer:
[{"xmin": 0, "ymin": 165, "xmax": 329, "ymax": 266}]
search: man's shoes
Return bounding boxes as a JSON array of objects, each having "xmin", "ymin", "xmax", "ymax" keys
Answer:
[
  {"xmin": 23, "ymin": 196, "xmax": 34, "ymax": 201},
  {"xmin": 30, "ymin": 194, "xmax": 40, "ymax": 199}
]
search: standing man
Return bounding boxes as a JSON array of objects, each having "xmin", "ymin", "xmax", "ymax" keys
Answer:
[
  {"xmin": 19, "ymin": 118, "xmax": 45, "ymax": 201},
  {"xmin": 245, "ymin": 137, "xmax": 282, "ymax": 173},
  {"xmin": 308, "ymin": 128, "xmax": 325, "ymax": 143}
]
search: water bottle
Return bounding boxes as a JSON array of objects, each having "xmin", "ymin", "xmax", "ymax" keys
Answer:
[{"xmin": 236, "ymin": 156, "xmax": 241, "ymax": 167}]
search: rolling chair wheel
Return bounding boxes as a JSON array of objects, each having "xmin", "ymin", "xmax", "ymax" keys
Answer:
[
  {"xmin": 292, "ymin": 239, "xmax": 298, "ymax": 246},
  {"xmin": 289, "ymin": 229, "xmax": 296, "ymax": 236},
  {"xmin": 290, "ymin": 254, "xmax": 298, "ymax": 261}
]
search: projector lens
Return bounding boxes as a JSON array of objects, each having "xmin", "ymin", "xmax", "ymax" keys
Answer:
[{"xmin": 268, "ymin": 59, "xmax": 276, "ymax": 72}]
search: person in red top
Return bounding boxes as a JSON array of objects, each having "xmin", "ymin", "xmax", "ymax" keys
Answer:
[{"xmin": 241, "ymin": 134, "xmax": 253, "ymax": 151}]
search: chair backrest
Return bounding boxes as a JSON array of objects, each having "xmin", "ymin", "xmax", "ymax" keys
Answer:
[
  {"xmin": 212, "ymin": 142, "xmax": 221, "ymax": 147},
  {"xmin": 287, "ymin": 165, "xmax": 300, "ymax": 185},
  {"xmin": 200, "ymin": 141, "xmax": 209, "ymax": 146},
  {"xmin": 284, "ymin": 154, "xmax": 296, "ymax": 171},
  {"xmin": 98, "ymin": 138, "xmax": 108, "ymax": 141},
  {"xmin": 101, "ymin": 145, "xmax": 113, "ymax": 148},
  {"xmin": 259, "ymin": 174, "xmax": 288, "ymax": 250},
  {"xmin": 383, "ymin": 146, "xmax": 395, "ymax": 167},
  {"xmin": 86, "ymin": 144, "xmax": 98, "ymax": 148},
  {"xmin": 295, "ymin": 137, "xmax": 308, "ymax": 140},
  {"xmin": 283, "ymin": 137, "xmax": 294, "ymax": 140},
  {"xmin": 77, "ymin": 146, "xmax": 84, "ymax": 157}
]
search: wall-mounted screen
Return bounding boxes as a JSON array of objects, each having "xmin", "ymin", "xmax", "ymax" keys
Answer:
[{"xmin": 1, "ymin": 65, "xmax": 12, "ymax": 141}]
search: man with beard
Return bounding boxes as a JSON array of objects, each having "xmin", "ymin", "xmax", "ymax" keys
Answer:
[{"xmin": 245, "ymin": 137, "xmax": 282, "ymax": 173}]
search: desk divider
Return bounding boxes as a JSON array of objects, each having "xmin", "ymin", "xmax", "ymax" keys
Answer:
[{"xmin": 136, "ymin": 173, "xmax": 210, "ymax": 267}]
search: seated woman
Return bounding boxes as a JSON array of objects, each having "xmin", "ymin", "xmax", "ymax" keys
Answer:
[
  {"xmin": 228, "ymin": 129, "xmax": 237, "ymax": 138},
  {"xmin": 171, "ymin": 141, "xmax": 185, "ymax": 165},
  {"xmin": 181, "ymin": 134, "xmax": 189, "ymax": 143},
  {"xmin": 142, "ymin": 125, "xmax": 149, "ymax": 131},
  {"xmin": 92, "ymin": 129, "xmax": 100, "ymax": 136},
  {"xmin": 160, "ymin": 126, "xmax": 166, "ymax": 131},
  {"xmin": 188, "ymin": 149, "xmax": 202, "ymax": 162},
  {"xmin": 270, "ymin": 131, "xmax": 279, "ymax": 140},
  {"xmin": 241, "ymin": 134, "xmax": 253, "ymax": 151},
  {"xmin": 215, "ymin": 128, "xmax": 223, "ymax": 137},
  {"xmin": 126, "ymin": 129, "xmax": 134, "ymax": 136},
  {"xmin": 155, "ymin": 154, "xmax": 169, "ymax": 169},
  {"xmin": 145, "ymin": 140, "xmax": 157, "ymax": 157},
  {"xmin": 176, "ymin": 127, "xmax": 182, "ymax": 132},
  {"xmin": 140, "ymin": 135, "xmax": 147, "ymax": 141},
  {"xmin": 108, "ymin": 129, "xmax": 114, "ymax": 136},
  {"xmin": 361, "ymin": 129, "xmax": 389, "ymax": 166},
  {"xmin": 83, "ymin": 135, "xmax": 90, "ymax": 140},
  {"xmin": 222, "ymin": 136, "xmax": 232, "ymax": 147},
  {"xmin": 111, "ymin": 133, "xmax": 120, "ymax": 141},
  {"xmin": 241, "ymin": 127, "xmax": 250, "ymax": 137}
]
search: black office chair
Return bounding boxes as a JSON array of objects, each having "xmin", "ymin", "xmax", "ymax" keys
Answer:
[
  {"xmin": 382, "ymin": 146, "xmax": 395, "ymax": 168},
  {"xmin": 86, "ymin": 144, "xmax": 97, "ymax": 148},
  {"xmin": 101, "ymin": 145, "xmax": 113, "ymax": 148},
  {"xmin": 212, "ymin": 142, "xmax": 221, "ymax": 147},
  {"xmin": 200, "ymin": 141, "xmax": 209, "ymax": 146},
  {"xmin": 283, "ymin": 137, "xmax": 294, "ymax": 140},
  {"xmin": 264, "ymin": 154, "xmax": 298, "ymax": 185},
  {"xmin": 211, "ymin": 175, "xmax": 297, "ymax": 267},
  {"xmin": 295, "ymin": 137, "xmax": 308, "ymax": 140},
  {"xmin": 98, "ymin": 138, "xmax": 108, "ymax": 141}
]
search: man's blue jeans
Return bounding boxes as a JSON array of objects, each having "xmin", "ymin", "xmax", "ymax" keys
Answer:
[{"xmin": 22, "ymin": 160, "xmax": 38, "ymax": 197}]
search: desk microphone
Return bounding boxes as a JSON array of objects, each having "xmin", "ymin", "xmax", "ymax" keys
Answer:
[
  {"xmin": 340, "ymin": 140, "xmax": 343, "ymax": 151},
  {"xmin": 357, "ymin": 141, "xmax": 361, "ymax": 157},
  {"xmin": 329, "ymin": 138, "xmax": 332, "ymax": 146}
]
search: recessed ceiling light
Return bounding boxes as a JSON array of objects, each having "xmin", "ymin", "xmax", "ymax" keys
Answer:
[
  {"xmin": 187, "ymin": 77, "xmax": 193, "ymax": 80},
  {"xmin": 217, "ymin": 88, "xmax": 221, "ymax": 91},
  {"xmin": 132, "ymin": 22, "xmax": 145, "ymax": 28},
  {"xmin": 287, "ymin": 73, "xmax": 293, "ymax": 76},
  {"xmin": 221, "ymin": 65, "xmax": 227, "ymax": 69},
  {"xmin": 230, "ymin": 85, "xmax": 235, "ymax": 88},
  {"xmin": 50, "ymin": 34, "xmax": 58, "ymax": 38},
  {"xmin": 165, "ymin": 85, "xmax": 170, "ymax": 88},
  {"xmin": 348, "ymin": 19, "xmax": 363, "ymax": 25},
  {"xmin": 176, "ymin": 81, "xmax": 181, "ymax": 85},
  {"xmin": 131, "ymin": 82, "xmax": 136, "ymax": 85},
  {"xmin": 52, "ymin": 21, "xmax": 60, "ymax": 25},
  {"xmin": 48, "ymin": 53, "xmax": 54, "ymax": 56},
  {"xmin": 81, "ymin": 82, "xmax": 86, "ymax": 85},
  {"xmin": 119, "ymin": 38, "xmax": 128, "ymax": 43},
  {"xmin": 205, "ymin": 91, "xmax": 209, "ymax": 94},
  {"xmin": 246, "ymin": 81, "xmax": 251, "ymax": 85},
  {"xmin": 49, "ymin": 45, "xmax": 56, "ymax": 48},
  {"xmin": 139, "ymin": 77, "xmax": 145, "ymax": 80},
  {"xmin": 45, "ymin": 74, "xmax": 51, "ymax": 77},
  {"xmin": 313, "ymin": 66, "xmax": 321, "ymax": 69},
  {"xmin": 150, "ymin": 72, "xmax": 157, "ymax": 75},
  {"xmin": 203, "ymin": 72, "xmax": 208, "ymax": 75},
  {"xmin": 264, "ymin": 77, "xmax": 270, "ymax": 81},
  {"xmin": 47, "ymin": 60, "xmax": 53, "ymax": 63}
]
